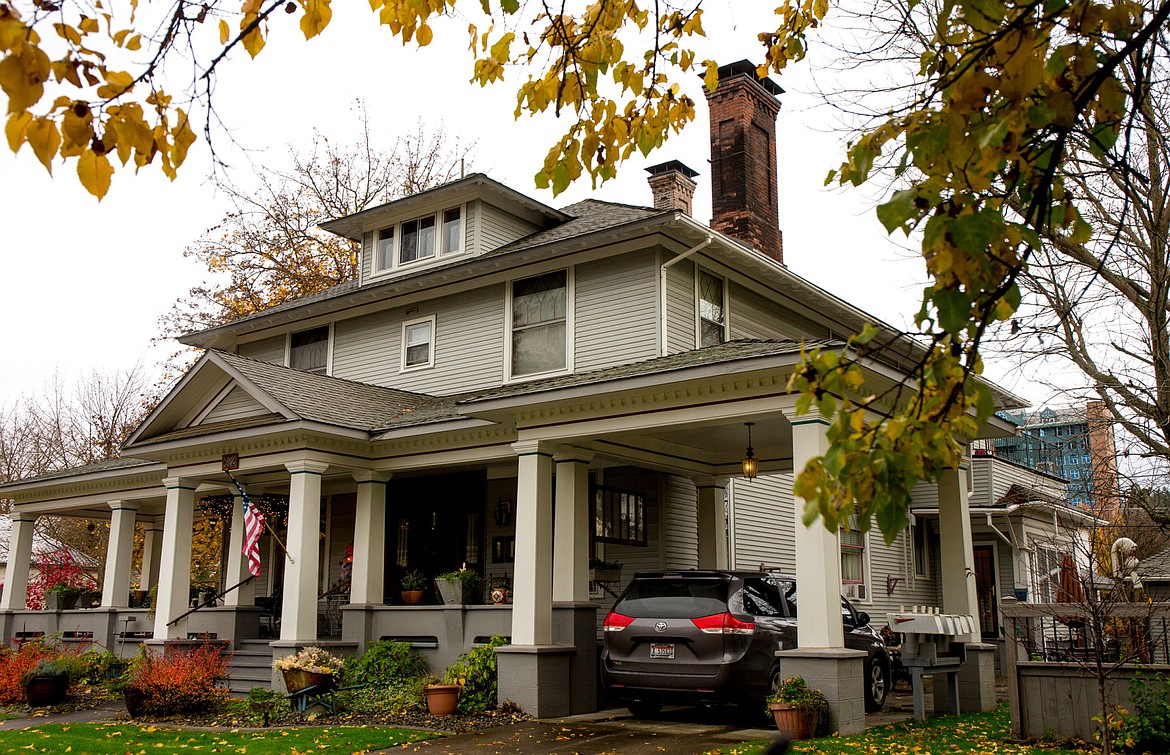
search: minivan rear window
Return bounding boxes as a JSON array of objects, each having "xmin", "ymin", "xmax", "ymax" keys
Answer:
[{"xmin": 615, "ymin": 578, "xmax": 728, "ymax": 618}]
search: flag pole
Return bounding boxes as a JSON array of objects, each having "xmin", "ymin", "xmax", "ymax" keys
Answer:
[{"xmin": 226, "ymin": 470, "xmax": 295, "ymax": 564}]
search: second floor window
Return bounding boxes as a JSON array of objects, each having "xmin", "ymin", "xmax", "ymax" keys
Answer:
[
  {"xmin": 511, "ymin": 270, "xmax": 568, "ymax": 377},
  {"xmin": 402, "ymin": 317, "xmax": 435, "ymax": 370},
  {"xmin": 290, "ymin": 326, "xmax": 329, "ymax": 375},
  {"xmin": 698, "ymin": 270, "xmax": 726, "ymax": 347},
  {"xmin": 840, "ymin": 515, "xmax": 868, "ymax": 600},
  {"xmin": 374, "ymin": 205, "xmax": 463, "ymax": 273}
]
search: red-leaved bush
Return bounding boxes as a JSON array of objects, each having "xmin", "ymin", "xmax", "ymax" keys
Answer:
[
  {"xmin": 124, "ymin": 644, "xmax": 230, "ymax": 717},
  {"xmin": 0, "ymin": 641, "xmax": 56, "ymax": 704},
  {"xmin": 26, "ymin": 547, "xmax": 97, "ymax": 610}
]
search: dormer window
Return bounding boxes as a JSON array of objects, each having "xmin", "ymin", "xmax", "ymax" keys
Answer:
[
  {"xmin": 373, "ymin": 205, "xmax": 464, "ymax": 274},
  {"xmin": 290, "ymin": 326, "xmax": 329, "ymax": 375}
]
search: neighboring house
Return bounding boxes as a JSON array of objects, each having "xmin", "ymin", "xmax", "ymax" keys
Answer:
[
  {"xmin": 0, "ymin": 514, "xmax": 99, "ymax": 592},
  {"xmin": 0, "ymin": 61, "xmax": 1019, "ymax": 726},
  {"xmin": 991, "ymin": 401, "xmax": 1119, "ymax": 512}
]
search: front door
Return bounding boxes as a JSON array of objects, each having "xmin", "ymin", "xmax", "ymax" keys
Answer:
[{"xmin": 973, "ymin": 545, "xmax": 998, "ymax": 640}]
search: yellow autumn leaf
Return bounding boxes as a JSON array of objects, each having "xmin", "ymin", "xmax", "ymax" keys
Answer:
[
  {"xmin": 299, "ymin": 0, "xmax": 332, "ymax": 40},
  {"xmin": 61, "ymin": 102, "xmax": 94, "ymax": 149},
  {"xmin": 416, "ymin": 21, "xmax": 432, "ymax": 45},
  {"xmin": 0, "ymin": 44, "xmax": 51, "ymax": 112},
  {"xmin": 241, "ymin": 26, "xmax": 265, "ymax": 58},
  {"xmin": 96, "ymin": 69, "xmax": 134, "ymax": 99},
  {"xmin": 5, "ymin": 110, "xmax": 31, "ymax": 151},
  {"xmin": 25, "ymin": 115, "xmax": 59, "ymax": 172},
  {"xmin": 219, "ymin": 19, "xmax": 230, "ymax": 44},
  {"xmin": 77, "ymin": 147, "xmax": 113, "ymax": 198}
]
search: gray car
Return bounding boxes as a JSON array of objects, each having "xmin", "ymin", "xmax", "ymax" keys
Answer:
[{"xmin": 600, "ymin": 570, "xmax": 891, "ymax": 716}]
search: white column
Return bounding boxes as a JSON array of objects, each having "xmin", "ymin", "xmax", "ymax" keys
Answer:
[
  {"xmin": 153, "ymin": 478, "xmax": 198, "ymax": 639},
  {"xmin": 351, "ymin": 471, "xmax": 391, "ymax": 605},
  {"xmin": 787, "ymin": 415, "xmax": 844, "ymax": 648},
  {"xmin": 0, "ymin": 513, "xmax": 37, "ymax": 610},
  {"xmin": 224, "ymin": 493, "xmax": 257, "ymax": 607},
  {"xmin": 695, "ymin": 478, "xmax": 728, "ymax": 569},
  {"xmin": 938, "ymin": 463, "xmax": 982, "ymax": 642},
  {"xmin": 553, "ymin": 451, "xmax": 592, "ymax": 603},
  {"xmin": 139, "ymin": 523, "xmax": 163, "ymax": 593},
  {"xmin": 281, "ymin": 460, "xmax": 328, "ymax": 642},
  {"xmin": 101, "ymin": 501, "xmax": 138, "ymax": 608},
  {"xmin": 511, "ymin": 440, "xmax": 555, "ymax": 645}
]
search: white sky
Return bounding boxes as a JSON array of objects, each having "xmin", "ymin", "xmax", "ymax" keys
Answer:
[{"xmin": 0, "ymin": 4, "xmax": 1045, "ymax": 405}]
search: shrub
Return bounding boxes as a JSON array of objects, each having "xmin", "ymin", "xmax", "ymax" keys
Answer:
[
  {"xmin": 767, "ymin": 676, "xmax": 832, "ymax": 738},
  {"xmin": 345, "ymin": 640, "xmax": 428, "ymax": 690},
  {"xmin": 0, "ymin": 642, "xmax": 55, "ymax": 704},
  {"xmin": 222, "ymin": 687, "xmax": 293, "ymax": 726},
  {"xmin": 21, "ymin": 658, "xmax": 71, "ymax": 685},
  {"xmin": 1122, "ymin": 673, "xmax": 1170, "ymax": 753},
  {"xmin": 124, "ymin": 644, "xmax": 230, "ymax": 717},
  {"xmin": 442, "ymin": 634, "xmax": 507, "ymax": 714}
]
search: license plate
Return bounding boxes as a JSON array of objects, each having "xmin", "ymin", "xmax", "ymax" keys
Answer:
[{"xmin": 649, "ymin": 643, "xmax": 675, "ymax": 659}]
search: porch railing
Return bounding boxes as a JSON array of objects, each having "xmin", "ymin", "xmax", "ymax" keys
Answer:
[{"xmin": 166, "ymin": 576, "xmax": 255, "ymax": 627}]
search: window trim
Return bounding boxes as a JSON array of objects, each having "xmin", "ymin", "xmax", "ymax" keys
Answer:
[
  {"xmin": 504, "ymin": 266, "xmax": 575, "ymax": 382},
  {"xmin": 840, "ymin": 515, "xmax": 871, "ymax": 603},
  {"xmin": 400, "ymin": 315, "xmax": 436, "ymax": 372},
  {"xmin": 912, "ymin": 518, "xmax": 931, "ymax": 580},
  {"xmin": 694, "ymin": 268, "xmax": 730, "ymax": 348},
  {"xmin": 286, "ymin": 323, "xmax": 333, "ymax": 376},
  {"xmin": 371, "ymin": 203, "xmax": 466, "ymax": 277}
]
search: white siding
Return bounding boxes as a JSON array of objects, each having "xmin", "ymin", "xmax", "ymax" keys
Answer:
[
  {"xmin": 728, "ymin": 473, "xmax": 795, "ymax": 571},
  {"xmin": 331, "ymin": 285, "xmax": 506, "ymax": 394},
  {"xmin": 662, "ymin": 475, "xmax": 698, "ymax": 570},
  {"xmin": 972, "ymin": 456, "xmax": 1066, "ymax": 505},
  {"xmin": 664, "ymin": 256, "xmax": 695, "ymax": 354},
  {"xmin": 479, "ymin": 202, "xmax": 539, "ymax": 252},
  {"xmin": 200, "ymin": 386, "xmax": 268, "ymax": 424},
  {"xmin": 574, "ymin": 251, "xmax": 660, "ymax": 371},
  {"xmin": 238, "ymin": 336, "xmax": 285, "ymax": 365},
  {"xmin": 728, "ymin": 283, "xmax": 818, "ymax": 341}
]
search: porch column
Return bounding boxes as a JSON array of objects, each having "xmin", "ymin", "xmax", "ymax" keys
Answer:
[
  {"xmin": 938, "ymin": 460, "xmax": 996, "ymax": 713},
  {"xmin": 0, "ymin": 513, "xmax": 37, "ymax": 610},
  {"xmin": 778, "ymin": 411, "xmax": 865, "ymax": 735},
  {"xmin": 153, "ymin": 477, "xmax": 198, "ymax": 639},
  {"xmin": 553, "ymin": 451, "xmax": 592, "ymax": 602},
  {"xmin": 281, "ymin": 460, "xmax": 328, "ymax": 642},
  {"xmin": 223, "ymin": 493, "xmax": 257, "ymax": 607},
  {"xmin": 101, "ymin": 501, "xmax": 138, "ymax": 608},
  {"xmin": 139, "ymin": 522, "xmax": 163, "ymax": 593},
  {"xmin": 511, "ymin": 441, "xmax": 555, "ymax": 644},
  {"xmin": 694, "ymin": 477, "xmax": 728, "ymax": 569},
  {"xmin": 351, "ymin": 471, "xmax": 391, "ymax": 605}
]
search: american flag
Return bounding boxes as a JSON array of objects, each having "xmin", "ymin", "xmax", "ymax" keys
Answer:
[{"xmin": 231, "ymin": 475, "xmax": 264, "ymax": 577}]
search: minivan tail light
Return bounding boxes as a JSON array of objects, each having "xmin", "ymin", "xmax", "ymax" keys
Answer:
[
  {"xmin": 691, "ymin": 612, "xmax": 755, "ymax": 635},
  {"xmin": 603, "ymin": 612, "xmax": 635, "ymax": 632}
]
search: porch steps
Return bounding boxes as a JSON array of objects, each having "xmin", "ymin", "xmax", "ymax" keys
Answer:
[{"xmin": 224, "ymin": 640, "xmax": 275, "ymax": 694}]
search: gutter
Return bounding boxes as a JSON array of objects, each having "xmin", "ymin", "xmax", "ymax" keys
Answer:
[{"xmin": 660, "ymin": 232, "xmax": 714, "ymax": 356}]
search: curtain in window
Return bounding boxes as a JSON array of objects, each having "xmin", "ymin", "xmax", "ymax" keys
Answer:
[{"xmin": 512, "ymin": 271, "xmax": 567, "ymax": 375}]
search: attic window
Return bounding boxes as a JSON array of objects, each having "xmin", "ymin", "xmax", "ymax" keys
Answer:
[
  {"xmin": 373, "ymin": 205, "xmax": 464, "ymax": 274},
  {"xmin": 290, "ymin": 326, "xmax": 329, "ymax": 375}
]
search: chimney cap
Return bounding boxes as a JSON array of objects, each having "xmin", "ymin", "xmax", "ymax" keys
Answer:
[
  {"xmin": 716, "ymin": 60, "xmax": 784, "ymax": 97},
  {"xmin": 645, "ymin": 160, "xmax": 699, "ymax": 179}
]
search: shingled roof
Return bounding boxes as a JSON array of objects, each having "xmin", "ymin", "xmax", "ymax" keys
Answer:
[{"xmin": 995, "ymin": 483, "xmax": 1067, "ymax": 508}]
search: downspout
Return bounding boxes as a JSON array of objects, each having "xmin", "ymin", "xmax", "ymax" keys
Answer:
[{"xmin": 660, "ymin": 232, "xmax": 714, "ymax": 356}]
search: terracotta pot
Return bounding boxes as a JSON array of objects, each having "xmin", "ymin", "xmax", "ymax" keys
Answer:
[
  {"xmin": 401, "ymin": 590, "xmax": 425, "ymax": 605},
  {"xmin": 424, "ymin": 684, "xmax": 460, "ymax": 716},
  {"xmin": 281, "ymin": 668, "xmax": 336, "ymax": 694},
  {"xmin": 769, "ymin": 703, "xmax": 813, "ymax": 739},
  {"xmin": 25, "ymin": 675, "xmax": 69, "ymax": 707}
]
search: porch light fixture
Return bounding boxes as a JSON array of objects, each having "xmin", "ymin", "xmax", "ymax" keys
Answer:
[
  {"xmin": 741, "ymin": 422, "xmax": 758, "ymax": 481},
  {"xmin": 494, "ymin": 498, "xmax": 513, "ymax": 527}
]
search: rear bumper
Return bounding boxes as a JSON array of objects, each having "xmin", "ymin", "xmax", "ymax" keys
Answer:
[{"xmin": 601, "ymin": 657, "xmax": 754, "ymax": 705}]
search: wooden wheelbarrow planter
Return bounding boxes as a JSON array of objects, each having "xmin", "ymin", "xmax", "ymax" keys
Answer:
[{"xmin": 281, "ymin": 669, "xmax": 363, "ymax": 714}]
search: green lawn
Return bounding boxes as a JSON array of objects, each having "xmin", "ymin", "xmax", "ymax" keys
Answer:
[
  {"xmin": 706, "ymin": 704, "xmax": 1093, "ymax": 755},
  {"xmin": 0, "ymin": 722, "xmax": 436, "ymax": 754}
]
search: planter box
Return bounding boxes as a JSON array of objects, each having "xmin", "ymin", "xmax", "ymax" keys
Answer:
[
  {"xmin": 281, "ymin": 668, "xmax": 336, "ymax": 694},
  {"xmin": 590, "ymin": 568, "xmax": 621, "ymax": 583},
  {"xmin": 436, "ymin": 578, "xmax": 479, "ymax": 605}
]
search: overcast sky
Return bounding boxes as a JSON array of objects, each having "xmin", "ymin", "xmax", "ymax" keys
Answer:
[{"xmin": 0, "ymin": 4, "xmax": 1051, "ymax": 407}]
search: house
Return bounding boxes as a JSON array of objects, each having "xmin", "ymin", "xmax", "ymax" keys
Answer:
[{"xmin": 0, "ymin": 61, "xmax": 1019, "ymax": 729}]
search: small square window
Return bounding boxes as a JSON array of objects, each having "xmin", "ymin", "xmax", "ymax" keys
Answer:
[{"xmin": 402, "ymin": 317, "xmax": 434, "ymax": 370}]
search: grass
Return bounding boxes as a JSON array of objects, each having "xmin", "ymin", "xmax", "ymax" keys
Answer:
[
  {"xmin": 0, "ymin": 722, "xmax": 437, "ymax": 754},
  {"xmin": 705, "ymin": 703, "xmax": 1094, "ymax": 755}
]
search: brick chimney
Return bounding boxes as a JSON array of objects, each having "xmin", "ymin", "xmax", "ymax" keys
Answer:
[
  {"xmin": 1086, "ymin": 400, "xmax": 1120, "ymax": 518},
  {"xmin": 705, "ymin": 60, "xmax": 784, "ymax": 264},
  {"xmin": 646, "ymin": 160, "xmax": 699, "ymax": 215}
]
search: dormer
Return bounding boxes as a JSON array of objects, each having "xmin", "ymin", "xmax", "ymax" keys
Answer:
[{"xmin": 320, "ymin": 173, "xmax": 571, "ymax": 287}]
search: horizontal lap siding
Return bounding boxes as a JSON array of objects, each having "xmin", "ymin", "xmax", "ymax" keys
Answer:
[
  {"xmin": 662, "ymin": 475, "xmax": 698, "ymax": 570},
  {"xmin": 201, "ymin": 386, "xmax": 269, "ymax": 424},
  {"xmin": 237, "ymin": 336, "xmax": 285, "ymax": 365},
  {"xmin": 866, "ymin": 529, "xmax": 938, "ymax": 621},
  {"xmin": 325, "ymin": 494, "xmax": 357, "ymax": 592},
  {"xmin": 664, "ymin": 257, "xmax": 695, "ymax": 354},
  {"xmin": 728, "ymin": 283, "xmax": 806, "ymax": 340},
  {"xmin": 479, "ymin": 203, "xmax": 540, "ymax": 251},
  {"xmin": 331, "ymin": 286, "xmax": 505, "ymax": 393},
  {"xmin": 728, "ymin": 474, "xmax": 795, "ymax": 571},
  {"xmin": 575, "ymin": 251, "xmax": 659, "ymax": 371}
]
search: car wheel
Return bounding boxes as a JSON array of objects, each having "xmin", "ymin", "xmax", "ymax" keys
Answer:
[
  {"xmin": 864, "ymin": 659, "xmax": 889, "ymax": 712},
  {"xmin": 626, "ymin": 701, "xmax": 663, "ymax": 718}
]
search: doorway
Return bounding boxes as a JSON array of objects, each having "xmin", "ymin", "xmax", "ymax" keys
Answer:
[{"xmin": 973, "ymin": 544, "xmax": 999, "ymax": 640}]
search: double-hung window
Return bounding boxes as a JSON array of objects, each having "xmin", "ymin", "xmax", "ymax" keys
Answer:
[
  {"xmin": 373, "ymin": 205, "xmax": 463, "ymax": 274},
  {"xmin": 290, "ymin": 326, "xmax": 329, "ymax": 375},
  {"xmin": 840, "ymin": 515, "xmax": 868, "ymax": 600},
  {"xmin": 698, "ymin": 270, "xmax": 726, "ymax": 347},
  {"xmin": 402, "ymin": 316, "xmax": 435, "ymax": 371},
  {"xmin": 510, "ymin": 270, "xmax": 569, "ymax": 378}
]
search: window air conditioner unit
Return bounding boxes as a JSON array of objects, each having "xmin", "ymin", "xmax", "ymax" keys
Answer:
[{"xmin": 843, "ymin": 583, "xmax": 867, "ymax": 601}]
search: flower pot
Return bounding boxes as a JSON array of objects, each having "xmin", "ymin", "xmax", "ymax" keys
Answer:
[
  {"xmin": 590, "ymin": 568, "xmax": 621, "ymax": 583},
  {"xmin": 25, "ymin": 675, "xmax": 69, "ymax": 707},
  {"xmin": 770, "ymin": 703, "xmax": 814, "ymax": 739},
  {"xmin": 424, "ymin": 684, "xmax": 460, "ymax": 716},
  {"xmin": 281, "ymin": 668, "xmax": 336, "ymax": 694},
  {"xmin": 401, "ymin": 590, "xmax": 425, "ymax": 605},
  {"xmin": 489, "ymin": 585, "xmax": 508, "ymax": 605},
  {"xmin": 436, "ymin": 578, "xmax": 472, "ymax": 605}
]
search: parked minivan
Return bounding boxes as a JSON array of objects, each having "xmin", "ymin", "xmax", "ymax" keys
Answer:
[{"xmin": 600, "ymin": 570, "xmax": 891, "ymax": 716}]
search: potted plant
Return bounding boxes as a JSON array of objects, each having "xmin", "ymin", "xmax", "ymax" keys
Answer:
[
  {"xmin": 589, "ymin": 557, "xmax": 622, "ymax": 583},
  {"xmin": 45, "ymin": 583, "xmax": 87, "ymax": 611},
  {"xmin": 421, "ymin": 673, "xmax": 460, "ymax": 716},
  {"xmin": 766, "ymin": 675, "xmax": 831, "ymax": 740},
  {"xmin": 488, "ymin": 575, "xmax": 509, "ymax": 605},
  {"xmin": 23, "ymin": 658, "xmax": 72, "ymax": 706},
  {"xmin": 272, "ymin": 646, "xmax": 342, "ymax": 694},
  {"xmin": 401, "ymin": 569, "xmax": 428, "ymax": 604},
  {"xmin": 435, "ymin": 565, "xmax": 481, "ymax": 605}
]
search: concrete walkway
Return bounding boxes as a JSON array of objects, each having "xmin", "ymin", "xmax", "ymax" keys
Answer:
[{"xmin": 0, "ymin": 701, "xmax": 125, "ymax": 730}]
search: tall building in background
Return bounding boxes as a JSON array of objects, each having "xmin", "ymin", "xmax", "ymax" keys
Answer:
[{"xmin": 990, "ymin": 400, "xmax": 1119, "ymax": 514}]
